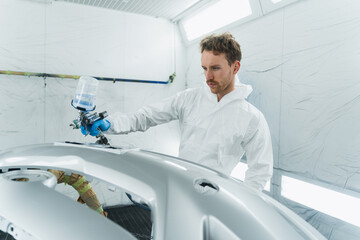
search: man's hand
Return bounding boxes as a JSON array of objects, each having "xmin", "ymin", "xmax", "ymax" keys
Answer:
[{"xmin": 81, "ymin": 119, "xmax": 110, "ymax": 136}]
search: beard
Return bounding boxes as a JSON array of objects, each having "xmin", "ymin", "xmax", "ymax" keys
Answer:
[{"xmin": 206, "ymin": 70, "xmax": 233, "ymax": 95}]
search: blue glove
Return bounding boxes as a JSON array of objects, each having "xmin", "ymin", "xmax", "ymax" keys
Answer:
[{"xmin": 81, "ymin": 119, "xmax": 111, "ymax": 136}]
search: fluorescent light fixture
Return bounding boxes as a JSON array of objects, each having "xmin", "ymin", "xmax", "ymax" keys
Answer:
[
  {"xmin": 271, "ymin": 0, "xmax": 283, "ymax": 3},
  {"xmin": 181, "ymin": 0, "xmax": 252, "ymax": 41},
  {"xmin": 231, "ymin": 161, "xmax": 270, "ymax": 192},
  {"xmin": 281, "ymin": 175, "xmax": 360, "ymax": 228}
]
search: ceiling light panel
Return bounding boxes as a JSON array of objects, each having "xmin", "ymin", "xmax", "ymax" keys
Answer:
[{"xmin": 55, "ymin": 0, "xmax": 205, "ymax": 20}]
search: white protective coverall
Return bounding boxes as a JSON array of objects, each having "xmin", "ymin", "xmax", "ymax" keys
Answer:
[{"xmin": 107, "ymin": 84, "xmax": 273, "ymax": 191}]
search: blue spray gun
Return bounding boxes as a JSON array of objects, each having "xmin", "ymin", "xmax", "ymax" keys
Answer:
[{"xmin": 70, "ymin": 76, "xmax": 110, "ymax": 145}]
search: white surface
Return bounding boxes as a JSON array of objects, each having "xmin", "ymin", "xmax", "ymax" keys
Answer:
[
  {"xmin": 0, "ymin": 142, "xmax": 327, "ymax": 240},
  {"xmin": 0, "ymin": 176, "xmax": 136, "ymax": 240}
]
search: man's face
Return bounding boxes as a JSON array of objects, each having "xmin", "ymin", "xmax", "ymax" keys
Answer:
[{"xmin": 201, "ymin": 50, "xmax": 240, "ymax": 101}]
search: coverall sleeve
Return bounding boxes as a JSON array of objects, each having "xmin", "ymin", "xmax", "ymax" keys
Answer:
[
  {"xmin": 106, "ymin": 93, "xmax": 184, "ymax": 134},
  {"xmin": 242, "ymin": 113, "xmax": 273, "ymax": 191}
]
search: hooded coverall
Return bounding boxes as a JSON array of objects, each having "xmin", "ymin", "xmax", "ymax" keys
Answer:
[{"xmin": 107, "ymin": 84, "xmax": 273, "ymax": 191}]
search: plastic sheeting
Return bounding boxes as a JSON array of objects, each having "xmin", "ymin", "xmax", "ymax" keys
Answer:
[{"xmin": 0, "ymin": 0, "xmax": 185, "ymax": 155}]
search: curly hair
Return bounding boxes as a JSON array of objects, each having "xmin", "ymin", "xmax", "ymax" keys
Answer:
[{"xmin": 200, "ymin": 32, "xmax": 242, "ymax": 66}]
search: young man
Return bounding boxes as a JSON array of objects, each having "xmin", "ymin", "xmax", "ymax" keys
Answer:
[{"xmin": 83, "ymin": 32, "xmax": 273, "ymax": 191}]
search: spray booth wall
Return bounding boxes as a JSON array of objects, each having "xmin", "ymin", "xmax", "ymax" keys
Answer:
[
  {"xmin": 186, "ymin": 0, "xmax": 360, "ymax": 239},
  {"xmin": 0, "ymin": 0, "xmax": 186, "ymax": 157}
]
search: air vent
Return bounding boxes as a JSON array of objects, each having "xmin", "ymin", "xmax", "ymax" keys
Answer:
[{"xmin": 194, "ymin": 178, "xmax": 219, "ymax": 195}]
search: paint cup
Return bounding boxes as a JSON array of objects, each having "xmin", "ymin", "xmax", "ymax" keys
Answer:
[{"xmin": 72, "ymin": 76, "xmax": 99, "ymax": 111}]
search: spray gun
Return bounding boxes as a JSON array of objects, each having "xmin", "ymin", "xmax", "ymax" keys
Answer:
[{"xmin": 70, "ymin": 76, "xmax": 110, "ymax": 145}]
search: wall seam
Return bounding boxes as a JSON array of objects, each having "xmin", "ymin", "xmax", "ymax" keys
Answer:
[{"xmin": 273, "ymin": 7, "xmax": 286, "ymax": 201}]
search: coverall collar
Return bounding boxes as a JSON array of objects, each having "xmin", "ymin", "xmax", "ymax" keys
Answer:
[{"xmin": 205, "ymin": 83, "xmax": 253, "ymax": 103}]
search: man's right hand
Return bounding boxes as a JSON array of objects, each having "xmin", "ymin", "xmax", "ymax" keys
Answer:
[{"xmin": 81, "ymin": 119, "xmax": 111, "ymax": 136}]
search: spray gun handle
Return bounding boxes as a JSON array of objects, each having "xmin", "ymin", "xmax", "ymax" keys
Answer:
[
  {"xmin": 69, "ymin": 111, "xmax": 108, "ymax": 132},
  {"xmin": 94, "ymin": 111, "xmax": 110, "ymax": 144}
]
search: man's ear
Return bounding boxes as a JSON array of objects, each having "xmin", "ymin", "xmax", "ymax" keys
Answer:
[{"xmin": 233, "ymin": 61, "xmax": 241, "ymax": 74}]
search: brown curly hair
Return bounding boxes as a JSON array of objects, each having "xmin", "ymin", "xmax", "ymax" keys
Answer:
[{"xmin": 200, "ymin": 32, "xmax": 242, "ymax": 66}]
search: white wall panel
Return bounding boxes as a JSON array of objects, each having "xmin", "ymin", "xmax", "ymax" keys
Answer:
[
  {"xmin": 280, "ymin": 0, "xmax": 360, "ymax": 192},
  {"xmin": 0, "ymin": 1, "xmax": 45, "ymax": 72},
  {"xmin": 0, "ymin": 76, "xmax": 45, "ymax": 147},
  {"xmin": 44, "ymin": 2, "xmax": 176, "ymax": 81}
]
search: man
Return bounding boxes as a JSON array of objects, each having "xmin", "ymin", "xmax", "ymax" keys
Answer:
[{"xmin": 82, "ymin": 32, "xmax": 273, "ymax": 191}]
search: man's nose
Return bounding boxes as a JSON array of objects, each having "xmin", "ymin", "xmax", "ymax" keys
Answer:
[{"xmin": 205, "ymin": 70, "xmax": 213, "ymax": 80}]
